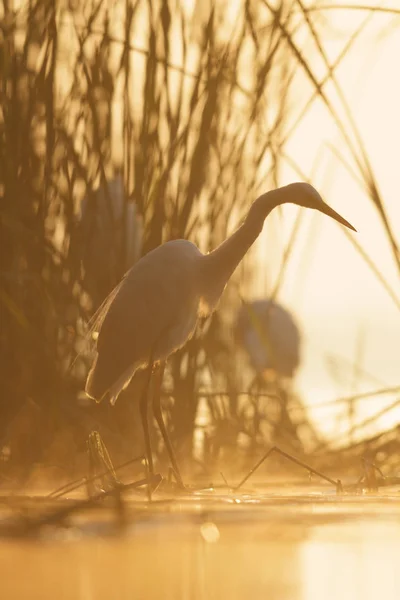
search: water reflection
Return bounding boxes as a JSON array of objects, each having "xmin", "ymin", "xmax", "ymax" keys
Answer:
[
  {"xmin": 301, "ymin": 521, "xmax": 400, "ymax": 600},
  {"xmin": 1, "ymin": 514, "xmax": 399, "ymax": 599}
]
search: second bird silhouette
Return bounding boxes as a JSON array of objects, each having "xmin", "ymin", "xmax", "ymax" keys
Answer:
[{"xmin": 86, "ymin": 182, "xmax": 356, "ymax": 487}]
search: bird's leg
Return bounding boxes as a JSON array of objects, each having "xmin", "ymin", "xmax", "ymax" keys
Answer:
[
  {"xmin": 139, "ymin": 359, "xmax": 155, "ymax": 481},
  {"xmin": 152, "ymin": 361, "xmax": 185, "ymax": 489}
]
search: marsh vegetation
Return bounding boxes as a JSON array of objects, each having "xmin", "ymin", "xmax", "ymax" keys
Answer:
[{"xmin": 0, "ymin": 0, "xmax": 399, "ymax": 493}]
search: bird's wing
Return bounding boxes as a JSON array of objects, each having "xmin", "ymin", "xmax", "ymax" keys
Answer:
[{"xmin": 90, "ymin": 243, "xmax": 200, "ymax": 399}]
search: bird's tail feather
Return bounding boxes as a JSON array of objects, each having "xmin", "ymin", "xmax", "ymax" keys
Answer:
[
  {"xmin": 85, "ymin": 354, "xmax": 139, "ymax": 406},
  {"xmin": 107, "ymin": 364, "xmax": 138, "ymax": 405},
  {"xmin": 85, "ymin": 354, "xmax": 104, "ymax": 403}
]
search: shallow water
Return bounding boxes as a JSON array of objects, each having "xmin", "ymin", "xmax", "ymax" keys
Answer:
[{"xmin": 1, "ymin": 487, "xmax": 399, "ymax": 599}]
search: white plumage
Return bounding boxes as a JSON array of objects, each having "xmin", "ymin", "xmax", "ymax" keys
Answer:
[{"xmin": 86, "ymin": 240, "xmax": 205, "ymax": 403}]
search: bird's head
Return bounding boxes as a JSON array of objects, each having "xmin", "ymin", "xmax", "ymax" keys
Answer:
[
  {"xmin": 283, "ymin": 182, "xmax": 356, "ymax": 231},
  {"xmin": 247, "ymin": 182, "xmax": 356, "ymax": 233}
]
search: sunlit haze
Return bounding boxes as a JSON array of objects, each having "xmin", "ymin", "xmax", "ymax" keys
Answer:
[
  {"xmin": 2, "ymin": 2, "xmax": 400, "ymax": 598},
  {"xmin": 245, "ymin": 1, "xmax": 400, "ymax": 440}
]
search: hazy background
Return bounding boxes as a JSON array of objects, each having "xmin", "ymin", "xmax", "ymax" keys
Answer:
[
  {"xmin": 0, "ymin": 0, "xmax": 399, "ymax": 484},
  {"xmin": 254, "ymin": 1, "xmax": 400, "ymax": 440}
]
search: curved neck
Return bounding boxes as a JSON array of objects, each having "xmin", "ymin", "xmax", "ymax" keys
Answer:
[{"xmin": 201, "ymin": 192, "xmax": 280, "ymax": 292}]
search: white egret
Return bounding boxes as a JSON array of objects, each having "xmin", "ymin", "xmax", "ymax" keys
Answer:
[{"xmin": 85, "ymin": 182, "xmax": 356, "ymax": 486}]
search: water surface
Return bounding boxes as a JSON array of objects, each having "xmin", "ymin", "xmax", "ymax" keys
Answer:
[{"xmin": 1, "ymin": 487, "xmax": 399, "ymax": 599}]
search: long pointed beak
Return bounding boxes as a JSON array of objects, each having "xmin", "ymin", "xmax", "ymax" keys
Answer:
[{"xmin": 320, "ymin": 202, "xmax": 357, "ymax": 232}]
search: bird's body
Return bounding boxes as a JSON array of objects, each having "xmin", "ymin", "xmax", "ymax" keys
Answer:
[
  {"xmin": 85, "ymin": 182, "xmax": 356, "ymax": 485},
  {"xmin": 87, "ymin": 240, "xmax": 206, "ymax": 404}
]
